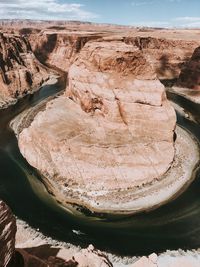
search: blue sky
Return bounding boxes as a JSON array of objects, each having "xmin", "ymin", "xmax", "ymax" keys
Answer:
[{"xmin": 0, "ymin": 0, "xmax": 200, "ymax": 28}]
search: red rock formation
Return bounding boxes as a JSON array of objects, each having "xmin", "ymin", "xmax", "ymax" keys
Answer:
[
  {"xmin": 0, "ymin": 32, "xmax": 49, "ymax": 108},
  {"xmin": 18, "ymin": 39, "xmax": 181, "ymax": 214},
  {"xmin": 0, "ymin": 200, "xmax": 16, "ymax": 267},
  {"xmin": 177, "ymin": 46, "xmax": 200, "ymax": 89},
  {"xmin": 29, "ymin": 32, "xmax": 103, "ymax": 72},
  {"xmin": 125, "ymin": 36, "xmax": 199, "ymax": 79}
]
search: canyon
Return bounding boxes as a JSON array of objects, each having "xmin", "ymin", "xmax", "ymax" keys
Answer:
[
  {"xmin": 0, "ymin": 20, "xmax": 200, "ymax": 266},
  {"xmin": 17, "ymin": 38, "xmax": 199, "ymax": 214}
]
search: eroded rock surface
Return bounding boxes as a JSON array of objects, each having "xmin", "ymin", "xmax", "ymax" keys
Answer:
[
  {"xmin": 18, "ymin": 39, "xmax": 180, "ymax": 214},
  {"xmin": 125, "ymin": 36, "xmax": 199, "ymax": 80},
  {"xmin": 29, "ymin": 32, "xmax": 103, "ymax": 72},
  {"xmin": 0, "ymin": 200, "xmax": 16, "ymax": 267},
  {"xmin": 177, "ymin": 46, "xmax": 200, "ymax": 89},
  {"xmin": 0, "ymin": 32, "xmax": 49, "ymax": 108}
]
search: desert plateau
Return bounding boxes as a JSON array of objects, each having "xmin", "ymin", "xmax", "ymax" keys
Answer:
[{"xmin": 1, "ymin": 1, "xmax": 200, "ymax": 266}]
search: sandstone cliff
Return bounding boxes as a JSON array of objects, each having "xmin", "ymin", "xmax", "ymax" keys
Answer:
[
  {"xmin": 0, "ymin": 32, "xmax": 49, "ymax": 108},
  {"xmin": 29, "ymin": 32, "xmax": 199, "ymax": 80},
  {"xmin": 125, "ymin": 36, "xmax": 199, "ymax": 80},
  {"xmin": 17, "ymin": 39, "xmax": 189, "ymax": 214},
  {"xmin": 29, "ymin": 32, "xmax": 103, "ymax": 72},
  {"xmin": 0, "ymin": 200, "xmax": 16, "ymax": 267},
  {"xmin": 177, "ymin": 46, "xmax": 200, "ymax": 89}
]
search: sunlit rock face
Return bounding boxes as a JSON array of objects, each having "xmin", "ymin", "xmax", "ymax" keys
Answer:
[
  {"xmin": 177, "ymin": 46, "xmax": 200, "ymax": 89},
  {"xmin": 29, "ymin": 32, "xmax": 102, "ymax": 72},
  {"xmin": 125, "ymin": 36, "xmax": 200, "ymax": 80},
  {"xmin": 0, "ymin": 200, "xmax": 16, "ymax": 267},
  {"xmin": 18, "ymin": 39, "xmax": 176, "ymax": 213},
  {"xmin": 0, "ymin": 32, "xmax": 49, "ymax": 108}
]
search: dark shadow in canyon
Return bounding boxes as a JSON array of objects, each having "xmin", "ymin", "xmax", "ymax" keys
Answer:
[{"xmin": 34, "ymin": 34, "xmax": 58, "ymax": 63}]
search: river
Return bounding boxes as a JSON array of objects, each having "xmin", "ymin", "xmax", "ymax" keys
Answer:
[{"xmin": 1, "ymin": 74, "xmax": 200, "ymax": 257}]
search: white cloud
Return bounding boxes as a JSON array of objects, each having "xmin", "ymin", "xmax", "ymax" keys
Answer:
[
  {"xmin": 131, "ymin": 20, "xmax": 170, "ymax": 28},
  {"xmin": 0, "ymin": 0, "xmax": 98, "ymax": 20},
  {"xmin": 173, "ymin": 17, "xmax": 200, "ymax": 28},
  {"xmin": 174, "ymin": 16, "xmax": 200, "ymax": 22},
  {"xmin": 131, "ymin": 0, "xmax": 182, "ymax": 6},
  {"xmin": 131, "ymin": 16, "xmax": 200, "ymax": 28}
]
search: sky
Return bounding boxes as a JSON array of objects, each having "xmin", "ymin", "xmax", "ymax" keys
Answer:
[{"xmin": 0, "ymin": 0, "xmax": 200, "ymax": 28}]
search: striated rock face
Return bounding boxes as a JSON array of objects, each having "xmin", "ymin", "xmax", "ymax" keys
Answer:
[
  {"xmin": 0, "ymin": 200, "xmax": 16, "ymax": 267},
  {"xmin": 125, "ymin": 36, "xmax": 200, "ymax": 80},
  {"xmin": 29, "ymin": 33, "xmax": 199, "ymax": 79},
  {"xmin": 18, "ymin": 39, "xmax": 178, "ymax": 214},
  {"xmin": 0, "ymin": 32, "xmax": 49, "ymax": 108},
  {"xmin": 29, "ymin": 32, "xmax": 102, "ymax": 72},
  {"xmin": 177, "ymin": 46, "xmax": 200, "ymax": 89}
]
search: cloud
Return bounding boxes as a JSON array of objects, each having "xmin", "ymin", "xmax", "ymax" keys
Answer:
[
  {"xmin": 131, "ymin": 20, "xmax": 170, "ymax": 28},
  {"xmin": 131, "ymin": 16, "xmax": 200, "ymax": 28},
  {"xmin": 131, "ymin": 1, "xmax": 152, "ymax": 6},
  {"xmin": 0, "ymin": 0, "xmax": 98, "ymax": 20},
  {"xmin": 173, "ymin": 17, "xmax": 200, "ymax": 28},
  {"xmin": 131, "ymin": 0, "xmax": 182, "ymax": 6},
  {"xmin": 174, "ymin": 16, "xmax": 200, "ymax": 22},
  {"xmin": 131, "ymin": 0, "xmax": 155, "ymax": 6}
]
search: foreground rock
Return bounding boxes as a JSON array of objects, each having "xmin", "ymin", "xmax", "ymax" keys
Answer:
[
  {"xmin": 0, "ymin": 200, "xmax": 16, "ymax": 267},
  {"xmin": 0, "ymin": 200, "xmax": 112, "ymax": 267},
  {"xmin": 16, "ymin": 39, "xmax": 200, "ymax": 214},
  {"xmin": 0, "ymin": 32, "xmax": 49, "ymax": 108}
]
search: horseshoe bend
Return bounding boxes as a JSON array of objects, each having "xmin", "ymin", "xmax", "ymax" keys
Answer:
[
  {"xmin": 1, "ymin": 19, "xmax": 200, "ymax": 267},
  {"xmin": 16, "ymin": 38, "xmax": 199, "ymax": 214}
]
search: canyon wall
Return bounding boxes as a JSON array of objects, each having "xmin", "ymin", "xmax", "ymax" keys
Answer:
[
  {"xmin": 0, "ymin": 200, "xmax": 16, "ymax": 267},
  {"xmin": 28, "ymin": 32, "xmax": 103, "ymax": 72},
  {"xmin": 125, "ymin": 36, "xmax": 200, "ymax": 80},
  {"xmin": 29, "ymin": 32, "xmax": 200, "ymax": 80},
  {"xmin": 177, "ymin": 46, "xmax": 200, "ymax": 89},
  {"xmin": 0, "ymin": 32, "xmax": 49, "ymax": 108}
]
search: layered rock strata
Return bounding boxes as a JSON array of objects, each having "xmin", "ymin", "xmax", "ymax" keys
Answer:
[
  {"xmin": 0, "ymin": 32, "xmax": 49, "ymax": 108},
  {"xmin": 126, "ymin": 36, "xmax": 199, "ymax": 80},
  {"xmin": 29, "ymin": 32, "xmax": 103, "ymax": 72},
  {"xmin": 18, "ymin": 39, "xmax": 198, "ymax": 215},
  {"xmin": 0, "ymin": 200, "xmax": 16, "ymax": 267}
]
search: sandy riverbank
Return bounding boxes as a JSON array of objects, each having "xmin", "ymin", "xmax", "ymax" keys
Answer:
[{"xmin": 11, "ymin": 100, "xmax": 200, "ymax": 215}]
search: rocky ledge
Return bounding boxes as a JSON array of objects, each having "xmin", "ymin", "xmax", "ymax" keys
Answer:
[
  {"xmin": 0, "ymin": 32, "xmax": 49, "ymax": 109},
  {"xmin": 16, "ymin": 39, "xmax": 199, "ymax": 215}
]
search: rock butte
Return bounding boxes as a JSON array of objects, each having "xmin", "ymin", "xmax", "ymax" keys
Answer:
[{"xmin": 18, "ymin": 39, "xmax": 198, "ymax": 214}]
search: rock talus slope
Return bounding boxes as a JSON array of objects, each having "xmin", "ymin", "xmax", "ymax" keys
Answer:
[
  {"xmin": 0, "ymin": 32, "xmax": 49, "ymax": 108},
  {"xmin": 18, "ymin": 39, "xmax": 179, "ymax": 214}
]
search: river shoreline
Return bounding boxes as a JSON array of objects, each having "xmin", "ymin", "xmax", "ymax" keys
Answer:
[
  {"xmin": 0, "ymin": 73, "xmax": 59, "ymax": 110},
  {"xmin": 10, "ymin": 95, "xmax": 200, "ymax": 216}
]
